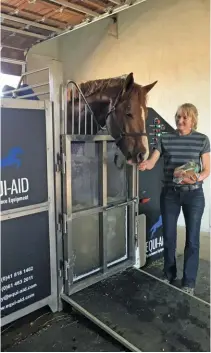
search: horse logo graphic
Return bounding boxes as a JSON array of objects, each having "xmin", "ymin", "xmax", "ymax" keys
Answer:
[
  {"xmin": 149, "ymin": 215, "xmax": 162, "ymax": 238},
  {"xmin": 0, "ymin": 147, "xmax": 23, "ymax": 169}
]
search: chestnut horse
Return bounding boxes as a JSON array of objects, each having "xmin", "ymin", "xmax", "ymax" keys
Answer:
[{"xmin": 67, "ymin": 73, "xmax": 157, "ymax": 164}]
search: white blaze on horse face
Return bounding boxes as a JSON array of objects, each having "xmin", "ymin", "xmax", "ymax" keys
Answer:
[{"xmin": 140, "ymin": 106, "xmax": 149, "ymax": 161}]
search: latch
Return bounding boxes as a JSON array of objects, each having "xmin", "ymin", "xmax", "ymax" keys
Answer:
[{"xmin": 56, "ymin": 152, "xmax": 66, "ymax": 174}]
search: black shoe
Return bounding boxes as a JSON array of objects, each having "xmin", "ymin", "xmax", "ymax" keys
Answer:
[{"xmin": 162, "ymin": 275, "xmax": 177, "ymax": 285}]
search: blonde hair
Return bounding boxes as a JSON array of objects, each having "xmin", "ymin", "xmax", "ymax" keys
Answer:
[{"xmin": 175, "ymin": 103, "xmax": 198, "ymax": 130}]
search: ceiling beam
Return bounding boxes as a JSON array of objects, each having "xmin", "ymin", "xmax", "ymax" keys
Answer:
[
  {"xmin": 108, "ymin": 0, "xmax": 121, "ymax": 5},
  {"xmin": 1, "ymin": 13, "xmax": 61, "ymax": 33},
  {"xmin": 35, "ymin": 0, "xmax": 147, "ymax": 44},
  {"xmin": 1, "ymin": 57, "xmax": 25, "ymax": 65},
  {"xmin": 1, "ymin": 25, "xmax": 47, "ymax": 39},
  {"xmin": 46, "ymin": 0, "xmax": 99, "ymax": 17},
  {"xmin": 1, "ymin": 4, "xmax": 68, "ymax": 28},
  {"xmin": 1, "ymin": 45, "xmax": 26, "ymax": 51}
]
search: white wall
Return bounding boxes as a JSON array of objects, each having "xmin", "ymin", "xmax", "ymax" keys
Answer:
[{"xmin": 28, "ymin": 0, "xmax": 210, "ymax": 231}]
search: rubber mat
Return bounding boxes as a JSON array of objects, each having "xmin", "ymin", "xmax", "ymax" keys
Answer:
[
  {"xmin": 70, "ymin": 268, "xmax": 210, "ymax": 352},
  {"xmin": 143, "ymin": 256, "xmax": 210, "ymax": 304}
]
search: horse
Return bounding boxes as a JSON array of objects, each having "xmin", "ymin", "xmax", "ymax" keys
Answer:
[{"xmin": 67, "ymin": 73, "xmax": 157, "ymax": 164}]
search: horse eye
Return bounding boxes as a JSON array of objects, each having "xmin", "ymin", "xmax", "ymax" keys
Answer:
[{"xmin": 126, "ymin": 112, "xmax": 133, "ymax": 118}]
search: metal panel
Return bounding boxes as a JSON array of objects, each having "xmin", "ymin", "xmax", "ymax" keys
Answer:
[
  {"xmin": 71, "ymin": 213, "xmax": 101, "ymax": 280},
  {"xmin": 107, "ymin": 142, "xmax": 127, "ymax": 204},
  {"xmin": 0, "ymin": 99, "xmax": 58, "ymax": 326},
  {"xmin": 1, "ymin": 106, "xmax": 48, "ymax": 212},
  {"xmin": 71, "ymin": 141, "xmax": 100, "ymax": 212},
  {"xmin": 106, "ymin": 206, "xmax": 128, "ymax": 266},
  {"xmin": 1, "ymin": 212, "xmax": 51, "ymax": 319}
]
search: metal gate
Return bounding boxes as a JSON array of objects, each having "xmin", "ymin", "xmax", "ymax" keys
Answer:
[{"xmin": 60, "ymin": 82, "xmax": 140, "ymax": 295}]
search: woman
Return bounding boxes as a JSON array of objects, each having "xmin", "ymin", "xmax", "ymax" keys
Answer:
[{"xmin": 139, "ymin": 103, "xmax": 210, "ymax": 295}]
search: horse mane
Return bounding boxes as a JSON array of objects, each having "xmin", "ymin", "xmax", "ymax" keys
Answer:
[{"xmin": 68, "ymin": 74, "xmax": 128, "ymax": 101}]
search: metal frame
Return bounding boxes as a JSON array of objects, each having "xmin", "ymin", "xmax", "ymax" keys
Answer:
[
  {"xmin": 30, "ymin": 0, "xmax": 147, "ymax": 43},
  {"xmin": 1, "ymin": 25, "xmax": 47, "ymax": 39},
  {"xmin": 47, "ymin": 0, "xmax": 99, "ymax": 16},
  {"xmin": 1, "ymin": 13, "xmax": 61, "ymax": 33},
  {"xmin": 1, "ymin": 68, "xmax": 50, "ymax": 100},
  {"xmin": 62, "ymin": 134, "xmax": 137, "ymax": 296},
  {"xmin": 0, "ymin": 98, "xmax": 58, "ymax": 327}
]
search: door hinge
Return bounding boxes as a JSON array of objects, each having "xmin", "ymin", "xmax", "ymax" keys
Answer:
[
  {"xmin": 58, "ymin": 213, "xmax": 63, "ymax": 232},
  {"xmin": 56, "ymin": 152, "xmax": 66, "ymax": 174},
  {"xmin": 59, "ymin": 259, "xmax": 64, "ymax": 277},
  {"xmin": 58, "ymin": 213, "xmax": 67, "ymax": 233},
  {"xmin": 63, "ymin": 213, "xmax": 67, "ymax": 234},
  {"xmin": 64, "ymin": 259, "xmax": 70, "ymax": 281}
]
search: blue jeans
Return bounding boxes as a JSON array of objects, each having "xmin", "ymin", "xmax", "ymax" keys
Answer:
[{"xmin": 160, "ymin": 186, "xmax": 205, "ymax": 288}]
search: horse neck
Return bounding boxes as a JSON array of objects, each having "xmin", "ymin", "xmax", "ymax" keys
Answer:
[{"xmin": 100, "ymin": 84, "xmax": 122, "ymax": 102}]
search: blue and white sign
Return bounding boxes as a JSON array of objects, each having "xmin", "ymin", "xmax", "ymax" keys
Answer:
[{"xmin": 1, "ymin": 107, "xmax": 48, "ymax": 211}]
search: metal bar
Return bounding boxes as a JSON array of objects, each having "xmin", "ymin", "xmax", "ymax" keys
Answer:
[
  {"xmin": 1, "ymin": 13, "xmax": 61, "ymax": 33},
  {"xmin": 105, "ymin": 198, "xmax": 137, "ymax": 210},
  {"xmin": 107, "ymin": 254, "xmax": 127, "ymax": 267},
  {"xmin": 101, "ymin": 141, "xmax": 108, "ymax": 272},
  {"xmin": 73, "ymin": 267, "xmax": 101, "ymax": 282},
  {"xmin": 18, "ymin": 67, "xmax": 49, "ymax": 78},
  {"xmin": 65, "ymin": 136, "xmax": 74, "ymax": 291},
  {"xmin": 72, "ymin": 206, "xmax": 104, "ymax": 219},
  {"xmin": 17, "ymin": 67, "xmax": 49, "ymax": 90},
  {"xmin": 44, "ymin": 100, "xmax": 58, "ymax": 313},
  {"xmin": 67, "ymin": 81, "xmax": 93, "ymax": 115},
  {"xmin": 47, "ymin": 0, "xmax": 99, "ymax": 16},
  {"xmin": 78, "ymin": 92, "xmax": 81, "ymax": 135},
  {"xmin": 61, "ymin": 294, "xmax": 140, "ymax": 352},
  {"xmin": 0, "ymin": 57, "xmax": 25, "ymax": 65},
  {"xmin": 2, "ymin": 82, "xmax": 49, "ymax": 95},
  {"xmin": 108, "ymin": 0, "xmax": 121, "ymax": 4},
  {"xmin": 1, "ymin": 44, "xmax": 25, "ymax": 51},
  {"xmin": 91, "ymin": 113, "xmax": 94, "ymax": 135},
  {"xmin": 1, "ymin": 203, "xmax": 49, "ymax": 221},
  {"xmin": 18, "ymin": 91, "xmax": 49, "ymax": 98},
  {"xmin": 63, "ymin": 85, "xmax": 68, "ymax": 135},
  {"xmin": 84, "ymin": 104, "xmax": 87, "ymax": 135},
  {"xmin": 69, "ymin": 135, "xmax": 114, "ymax": 142},
  {"xmin": 71, "ymin": 84, "xmax": 75, "ymax": 134},
  {"xmin": 1, "ymin": 25, "xmax": 47, "ymax": 39}
]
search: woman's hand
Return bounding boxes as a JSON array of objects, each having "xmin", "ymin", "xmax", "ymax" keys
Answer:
[
  {"xmin": 138, "ymin": 160, "xmax": 153, "ymax": 171},
  {"xmin": 181, "ymin": 176, "xmax": 196, "ymax": 185}
]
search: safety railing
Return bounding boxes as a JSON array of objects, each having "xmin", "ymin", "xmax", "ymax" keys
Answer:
[
  {"xmin": 1, "ymin": 67, "xmax": 50, "ymax": 99},
  {"xmin": 65, "ymin": 80, "xmax": 98, "ymax": 135}
]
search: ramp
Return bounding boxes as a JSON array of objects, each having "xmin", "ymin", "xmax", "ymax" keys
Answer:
[{"xmin": 62, "ymin": 268, "xmax": 210, "ymax": 352}]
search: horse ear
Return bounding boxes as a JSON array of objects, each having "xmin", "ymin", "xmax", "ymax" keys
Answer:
[
  {"xmin": 143, "ymin": 80, "xmax": 158, "ymax": 93},
  {"xmin": 122, "ymin": 72, "xmax": 134, "ymax": 94}
]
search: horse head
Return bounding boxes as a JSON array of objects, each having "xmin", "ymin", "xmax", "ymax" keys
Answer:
[
  {"xmin": 67, "ymin": 73, "xmax": 157, "ymax": 164},
  {"xmin": 106, "ymin": 73, "xmax": 157, "ymax": 164}
]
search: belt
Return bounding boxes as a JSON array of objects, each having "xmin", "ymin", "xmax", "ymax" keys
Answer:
[{"xmin": 169, "ymin": 184, "xmax": 202, "ymax": 192}]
